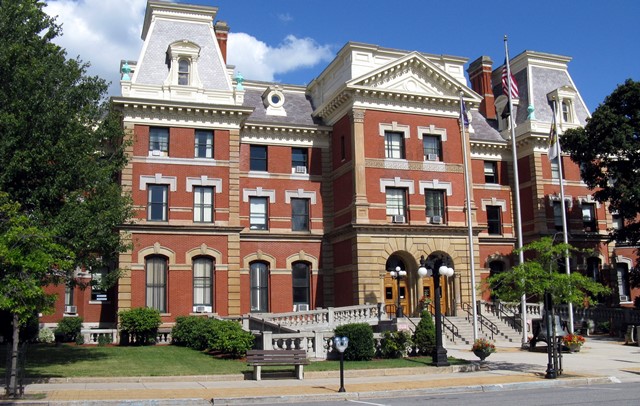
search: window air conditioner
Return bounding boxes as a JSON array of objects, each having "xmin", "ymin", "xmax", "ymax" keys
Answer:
[
  {"xmin": 426, "ymin": 153, "xmax": 439, "ymax": 161},
  {"xmin": 619, "ymin": 295, "xmax": 630, "ymax": 302},
  {"xmin": 152, "ymin": 150, "xmax": 161, "ymax": 156},
  {"xmin": 195, "ymin": 306, "xmax": 206, "ymax": 313},
  {"xmin": 431, "ymin": 215, "xmax": 443, "ymax": 224},
  {"xmin": 392, "ymin": 215, "xmax": 405, "ymax": 223},
  {"xmin": 297, "ymin": 304, "xmax": 310, "ymax": 312},
  {"xmin": 294, "ymin": 166, "xmax": 307, "ymax": 174},
  {"xmin": 65, "ymin": 305, "xmax": 77, "ymax": 314}
]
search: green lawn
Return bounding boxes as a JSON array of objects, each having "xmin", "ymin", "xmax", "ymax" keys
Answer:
[{"xmin": 0, "ymin": 344, "xmax": 465, "ymax": 378}]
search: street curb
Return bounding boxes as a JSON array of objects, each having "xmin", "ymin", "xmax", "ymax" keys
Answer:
[{"xmin": 210, "ymin": 375, "xmax": 619, "ymax": 405}]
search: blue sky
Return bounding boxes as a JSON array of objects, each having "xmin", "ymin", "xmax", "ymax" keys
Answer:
[{"xmin": 45, "ymin": 0, "xmax": 639, "ymax": 112}]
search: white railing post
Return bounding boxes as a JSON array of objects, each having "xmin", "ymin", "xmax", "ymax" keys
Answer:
[
  {"xmin": 262, "ymin": 331, "xmax": 273, "ymax": 350},
  {"xmin": 327, "ymin": 307, "xmax": 335, "ymax": 327}
]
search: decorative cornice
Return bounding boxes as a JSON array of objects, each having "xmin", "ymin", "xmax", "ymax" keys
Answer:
[{"xmin": 366, "ymin": 158, "xmax": 463, "ymax": 173}]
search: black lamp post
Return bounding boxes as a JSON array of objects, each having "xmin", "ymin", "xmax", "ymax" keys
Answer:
[
  {"xmin": 418, "ymin": 255, "xmax": 454, "ymax": 367},
  {"xmin": 389, "ymin": 266, "xmax": 407, "ymax": 318}
]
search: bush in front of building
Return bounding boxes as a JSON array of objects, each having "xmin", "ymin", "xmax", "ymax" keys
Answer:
[
  {"xmin": 171, "ymin": 316, "xmax": 254, "ymax": 358},
  {"xmin": 172, "ymin": 316, "xmax": 215, "ymax": 351},
  {"xmin": 334, "ymin": 323, "xmax": 375, "ymax": 361},
  {"xmin": 209, "ymin": 319, "xmax": 254, "ymax": 358},
  {"xmin": 54, "ymin": 316, "xmax": 83, "ymax": 343},
  {"xmin": 413, "ymin": 310, "xmax": 436, "ymax": 356},
  {"xmin": 380, "ymin": 330, "xmax": 413, "ymax": 358},
  {"xmin": 37, "ymin": 327, "xmax": 55, "ymax": 344},
  {"xmin": 119, "ymin": 307, "xmax": 161, "ymax": 345}
]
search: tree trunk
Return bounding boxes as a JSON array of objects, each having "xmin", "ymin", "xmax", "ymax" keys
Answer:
[{"xmin": 6, "ymin": 313, "xmax": 20, "ymax": 397}]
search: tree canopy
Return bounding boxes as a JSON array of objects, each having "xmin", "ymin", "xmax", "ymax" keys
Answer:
[
  {"xmin": 562, "ymin": 79, "xmax": 640, "ymax": 250},
  {"xmin": 0, "ymin": 0, "xmax": 132, "ymax": 277},
  {"xmin": 486, "ymin": 238, "xmax": 609, "ymax": 306}
]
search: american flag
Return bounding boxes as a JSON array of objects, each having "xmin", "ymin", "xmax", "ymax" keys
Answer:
[{"xmin": 502, "ymin": 59, "xmax": 519, "ymax": 99}]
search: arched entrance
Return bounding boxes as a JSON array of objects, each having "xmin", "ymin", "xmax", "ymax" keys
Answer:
[{"xmin": 383, "ymin": 251, "xmax": 452, "ymax": 317}]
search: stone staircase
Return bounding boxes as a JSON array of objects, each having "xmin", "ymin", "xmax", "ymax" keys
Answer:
[{"xmin": 442, "ymin": 312, "xmax": 523, "ymax": 347}]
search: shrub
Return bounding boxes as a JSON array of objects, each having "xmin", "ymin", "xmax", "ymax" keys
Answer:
[
  {"xmin": 97, "ymin": 334, "xmax": 112, "ymax": 347},
  {"xmin": 37, "ymin": 328, "xmax": 55, "ymax": 344},
  {"xmin": 172, "ymin": 316, "xmax": 215, "ymax": 351},
  {"xmin": 171, "ymin": 316, "xmax": 254, "ymax": 358},
  {"xmin": 209, "ymin": 319, "xmax": 254, "ymax": 358},
  {"xmin": 380, "ymin": 330, "xmax": 413, "ymax": 358},
  {"xmin": 119, "ymin": 307, "xmax": 161, "ymax": 345},
  {"xmin": 413, "ymin": 310, "xmax": 436, "ymax": 356},
  {"xmin": 334, "ymin": 323, "xmax": 375, "ymax": 361},
  {"xmin": 55, "ymin": 316, "xmax": 83, "ymax": 343}
]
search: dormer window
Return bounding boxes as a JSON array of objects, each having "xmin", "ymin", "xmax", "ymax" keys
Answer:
[
  {"xmin": 547, "ymin": 86, "xmax": 578, "ymax": 126},
  {"xmin": 178, "ymin": 59, "xmax": 190, "ymax": 85},
  {"xmin": 165, "ymin": 40, "xmax": 201, "ymax": 88},
  {"xmin": 262, "ymin": 86, "xmax": 286, "ymax": 116}
]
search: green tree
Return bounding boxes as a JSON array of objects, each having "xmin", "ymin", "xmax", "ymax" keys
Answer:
[
  {"xmin": 0, "ymin": 0, "xmax": 132, "ymax": 396},
  {"xmin": 0, "ymin": 194, "xmax": 74, "ymax": 397},
  {"xmin": 562, "ymin": 79, "xmax": 640, "ymax": 251},
  {"xmin": 486, "ymin": 237, "xmax": 609, "ymax": 306}
]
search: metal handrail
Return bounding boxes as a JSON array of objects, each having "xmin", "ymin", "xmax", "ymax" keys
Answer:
[
  {"xmin": 493, "ymin": 303, "xmax": 523, "ymax": 332},
  {"xmin": 461, "ymin": 302, "xmax": 498, "ymax": 340},
  {"xmin": 428, "ymin": 303, "xmax": 458, "ymax": 343}
]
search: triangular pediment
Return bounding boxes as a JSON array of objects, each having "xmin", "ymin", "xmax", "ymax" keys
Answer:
[{"xmin": 347, "ymin": 52, "xmax": 479, "ymax": 102}]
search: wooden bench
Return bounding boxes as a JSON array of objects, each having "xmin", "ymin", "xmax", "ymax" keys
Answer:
[{"xmin": 246, "ymin": 349, "xmax": 309, "ymax": 381}]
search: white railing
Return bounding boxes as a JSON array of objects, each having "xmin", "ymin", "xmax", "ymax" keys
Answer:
[
  {"xmin": 81, "ymin": 329, "xmax": 118, "ymax": 345},
  {"xmin": 258, "ymin": 330, "xmax": 386, "ymax": 360},
  {"xmin": 246, "ymin": 304, "xmax": 385, "ymax": 332}
]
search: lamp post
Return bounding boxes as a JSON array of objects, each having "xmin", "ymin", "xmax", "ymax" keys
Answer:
[
  {"xmin": 389, "ymin": 266, "xmax": 407, "ymax": 318},
  {"xmin": 418, "ymin": 255, "xmax": 454, "ymax": 367},
  {"xmin": 333, "ymin": 336, "xmax": 349, "ymax": 392}
]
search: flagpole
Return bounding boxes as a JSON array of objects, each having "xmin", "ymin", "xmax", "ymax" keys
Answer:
[
  {"xmin": 551, "ymin": 100, "xmax": 574, "ymax": 333},
  {"xmin": 459, "ymin": 91, "xmax": 478, "ymax": 340},
  {"xmin": 504, "ymin": 35, "xmax": 528, "ymax": 347}
]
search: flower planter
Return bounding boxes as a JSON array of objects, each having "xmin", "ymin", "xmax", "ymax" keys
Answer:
[
  {"xmin": 567, "ymin": 343, "xmax": 581, "ymax": 352},
  {"xmin": 473, "ymin": 349, "xmax": 492, "ymax": 361}
]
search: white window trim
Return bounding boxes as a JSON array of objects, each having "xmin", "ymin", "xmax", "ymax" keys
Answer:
[
  {"xmin": 481, "ymin": 198, "xmax": 507, "ymax": 212},
  {"xmin": 285, "ymin": 189, "xmax": 317, "ymax": 204},
  {"xmin": 417, "ymin": 125, "xmax": 447, "ymax": 141},
  {"xmin": 548, "ymin": 193, "xmax": 573, "ymax": 209},
  {"xmin": 186, "ymin": 176, "xmax": 223, "ymax": 193},
  {"xmin": 379, "ymin": 122, "xmax": 410, "ymax": 139},
  {"xmin": 380, "ymin": 177, "xmax": 415, "ymax": 194},
  {"xmin": 140, "ymin": 174, "xmax": 177, "ymax": 191},
  {"xmin": 243, "ymin": 187, "xmax": 276, "ymax": 203},
  {"xmin": 578, "ymin": 195, "xmax": 601, "ymax": 209},
  {"xmin": 418, "ymin": 180, "xmax": 452, "ymax": 196}
]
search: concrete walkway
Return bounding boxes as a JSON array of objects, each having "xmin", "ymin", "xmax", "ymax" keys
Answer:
[{"xmin": 7, "ymin": 336, "xmax": 640, "ymax": 405}]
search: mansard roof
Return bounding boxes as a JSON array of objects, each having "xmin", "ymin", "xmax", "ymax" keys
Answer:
[
  {"xmin": 241, "ymin": 82, "xmax": 319, "ymax": 127},
  {"xmin": 133, "ymin": 1, "xmax": 231, "ymax": 92},
  {"xmin": 492, "ymin": 51, "xmax": 590, "ymax": 126}
]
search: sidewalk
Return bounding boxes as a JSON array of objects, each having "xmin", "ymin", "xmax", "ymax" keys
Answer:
[{"xmin": 9, "ymin": 336, "xmax": 640, "ymax": 405}]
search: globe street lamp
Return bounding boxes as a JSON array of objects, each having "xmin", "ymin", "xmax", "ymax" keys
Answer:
[
  {"xmin": 418, "ymin": 255, "xmax": 454, "ymax": 367},
  {"xmin": 389, "ymin": 266, "xmax": 407, "ymax": 317}
]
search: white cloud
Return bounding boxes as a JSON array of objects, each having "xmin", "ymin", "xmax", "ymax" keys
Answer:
[
  {"xmin": 277, "ymin": 13, "xmax": 293, "ymax": 23},
  {"xmin": 228, "ymin": 33, "xmax": 334, "ymax": 82},
  {"xmin": 44, "ymin": 0, "xmax": 147, "ymax": 97},
  {"xmin": 43, "ymin": 1, "xmax": 334, "ymax": 95}
]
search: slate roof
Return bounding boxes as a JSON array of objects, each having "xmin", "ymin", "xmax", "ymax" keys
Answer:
[
  {"xmin": 242, "ymin": 88, "xmax": 319, "ymax": 127},
  {"xmin": 469, "ymin": 110, "xmax": 505, "ymax": 143},
  {"xmin": 135, "ymin": 19, "xmax": 230, "ymax": 91}
]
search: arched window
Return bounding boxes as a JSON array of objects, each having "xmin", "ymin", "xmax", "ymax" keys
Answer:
[
  {"xmin": 586, "ymin": 257, "xmax": 601, "ymax": 282},
  {"xmin": 193, "ymin": 257, "xmax": 214, "ymax": 309},
  {"xmin": 292, "ymin": 262, "xmax": 310, "ymax": 307},
  {"xmin": 561, "ymin": 100, "xmax": 572, "ymax": 123},
  {"xmin": 146, "ymin": 256, "xmax": 167, "ymax": 312},
  {"xmin": 178, "ymin": 59, "xmax": 190, "ymax": 85},
  {"xmin": 250, "ymin": 262, "xmax": 269, "ymax": 312}
]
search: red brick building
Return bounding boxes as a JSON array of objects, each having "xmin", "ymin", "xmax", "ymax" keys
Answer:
[{"xmin": 40, "ymin": 1, "xmax": 638, "ymax": 330}]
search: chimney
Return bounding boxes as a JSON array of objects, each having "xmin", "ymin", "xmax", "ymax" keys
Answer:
[
  {"xmin": 215, "ymin": 21, "xmax": 229, "ymax": 64},
  {"xmin": 467, "ymin": 56, "xmax": 496, "ymax": 120}
]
